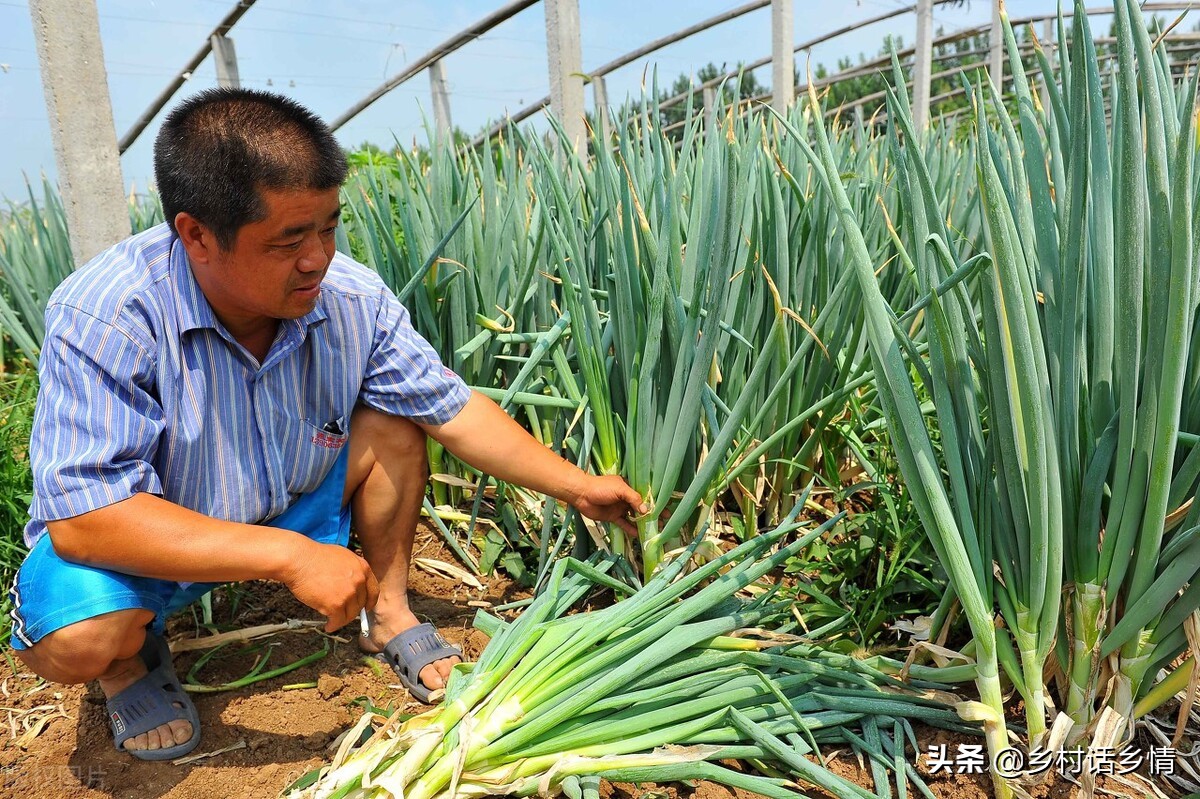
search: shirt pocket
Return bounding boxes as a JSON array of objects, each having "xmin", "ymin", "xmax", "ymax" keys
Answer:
[{"xmin": 281, "ymin": 417, "xmax": 349, "ymax": 496}]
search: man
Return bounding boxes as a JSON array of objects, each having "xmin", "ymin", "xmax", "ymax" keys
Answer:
[{"xmin": 8, "ymin": 88, "xmax": 645, "ymax": 762}]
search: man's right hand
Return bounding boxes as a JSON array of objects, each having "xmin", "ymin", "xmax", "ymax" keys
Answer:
[
  {"xmin": 280, "ymin": 541, "xmax": 379, "ymax": 632},
  {"xmin": 44, "ymin": 495, "xmax": 379, "ymax": 634}
]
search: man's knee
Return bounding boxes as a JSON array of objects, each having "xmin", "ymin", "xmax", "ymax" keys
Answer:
[
  {"xmin": 16, "ymin": 608, "xmax": 153, "ymax": 684},
  {"xmin": 345, "ymin": 409, "xmax": 429, "ymax": 505}
]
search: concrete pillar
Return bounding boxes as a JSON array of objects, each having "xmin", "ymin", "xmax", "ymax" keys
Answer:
[
  {"xmin": 592, "ymin": 75, "xmax": 611, "ymax": 142},
  {"xmin": 429, "ymin": 59, "xmax": 454, "ymax": 141},
  {"xmin": 702, "ymin": 85, "xmax": 717, "ymax": 134},
  {"xmin": 1040, "ymin": 17, "xmax": 1055, "ymax": 110},
  {"xmin": 771, "ymin": 0, "xmax": 794, "ymax": 114},
  {"xmin": 210, "ymin": 33, "xmax": 239, "ymax": 88},
  {"xmin": 912, "ymin": 0, "xmax": 933, "ymax": 130},
  {"xmin": 989, "ymin": 0, "xmax": 1004, "ymax": 90},
  {"xmin": 29, "ymin": 0, "xmax": 130, "ymax": 266},
  {"xmin": 544, "ymin": 0, "xmax": 585, "ymax": 153}
]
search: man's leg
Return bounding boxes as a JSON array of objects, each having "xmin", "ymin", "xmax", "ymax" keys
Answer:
[
  {"xmin": 343, "ymin": 406, "xmax": 460, "ymax": 693},
  {"xmin": 10, "ymin": 539, "xmax": 194, "ymax": 752}
]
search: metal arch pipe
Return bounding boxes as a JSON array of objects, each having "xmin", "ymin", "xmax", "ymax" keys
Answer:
[
  {"xmin": 664, "ymin": 1, "xmax": 1198, "ymax": 123},
  {"xmin": 659, "ymin": 14, "xmax": 1199, "ymax": 134},
  {"xmin": 472, "ymin": 2, "xmax": 920, "ymax": 147},
  {"xmin": 329, "ymin": 0, "xmax": 538, "ymax": 132},
  {"xmin": 470, "ymin": 0, "xmax": 773, "ymax": 147},
  {"xmin": 614, "ymin": 2, "xmax": 920, "ymax": 119},
  {"xmin": 838, "ymin": 35, "xmax": 1200, "ymax": 121},
  {"xmin": 591, "ymin": 0, "xmax": 769, "ymax": 82},
  {"xmin": 810, "ymin": 1, "xmax": 1200, "ymax": 88},
  {"xmin": 861, "ymin": 49, "xmax": 1198, "ymax": 128},
  {"xmin": 118, "ymin": 0, "xmax": 258, "ymax": 154}
]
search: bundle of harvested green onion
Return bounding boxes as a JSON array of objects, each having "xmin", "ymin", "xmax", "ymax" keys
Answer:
[{"xmin": 287, "ymin": 502, "xmax": 977, "ymax": 799}]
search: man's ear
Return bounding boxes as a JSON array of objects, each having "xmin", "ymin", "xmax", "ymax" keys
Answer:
[{"xmin": 174, "ymin": 213, "xmax": 217, "ymax": 265}]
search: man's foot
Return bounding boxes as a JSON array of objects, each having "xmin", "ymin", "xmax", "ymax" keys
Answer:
[
  {"xmin": 359, "ymin": 609, "xmax": 461, "ymax": 701},
  {"xmin": 99, "ymin": 635, "xmax": 197, "ymax": 757}
]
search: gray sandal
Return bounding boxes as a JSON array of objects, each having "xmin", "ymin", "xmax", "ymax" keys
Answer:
[
  {"xmin": 105, "ymin": 632, "xmax": 201, "ymax": 761},
  {"xmin": 375, "ymin": 623, "xmax": 462, "ymax": 704}
]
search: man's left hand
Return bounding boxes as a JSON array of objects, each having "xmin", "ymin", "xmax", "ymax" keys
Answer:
[
  {"xmin": 424, "ymin": 393, "xmax": 650, "ymax": 537},
  {"xmin": 569, "ymin": 475, "xmax": 649, "ymax": 539}
]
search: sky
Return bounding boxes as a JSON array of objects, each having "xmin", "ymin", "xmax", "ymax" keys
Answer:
[{"xmin": 0, "ymin": 0, "xmax": 1165, "ymax": 203}]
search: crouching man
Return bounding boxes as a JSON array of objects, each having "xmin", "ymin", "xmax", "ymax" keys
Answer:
[{"xmin": 9, "ymin": 88, "xmax": 645, "ymax": 761}]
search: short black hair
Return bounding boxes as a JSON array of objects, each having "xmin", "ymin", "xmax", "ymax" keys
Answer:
[{"xmin": 153, "ymin": 88, "xmax": 348, "ymax": 249}]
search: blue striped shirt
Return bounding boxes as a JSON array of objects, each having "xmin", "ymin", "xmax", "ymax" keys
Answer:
[{"xmin": 25, "ymin": 223, "xmax": 470, "ymax": 547}]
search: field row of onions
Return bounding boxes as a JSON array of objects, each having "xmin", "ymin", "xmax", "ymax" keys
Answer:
[
  {"xmin": 2, "ymin": 0, "xmax": 1199, "ymax": 795},
  {"xmin": 336, "ymin": 89, "xmax": 959, "ymax": 587},
  {"xmin": 298, "ymin": 0, "xmax": 1200, "ymax": 795}
]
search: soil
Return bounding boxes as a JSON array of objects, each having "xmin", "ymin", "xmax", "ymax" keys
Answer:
[{"xmin": 0, "ymin": 524, "xmax": 1172, "ymax": 799}]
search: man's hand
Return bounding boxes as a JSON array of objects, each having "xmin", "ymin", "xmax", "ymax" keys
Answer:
[
  {"xmin": 425, "ymin": 393, "xmax": 652, "ymax": 538},
  {"xmin": 567, "ymin": 474, "xmax": 649, "ymax": 539},
  {"xmin": 44, "ymin": 494, "xmax": 382, "ymax": 628},
  {"xmin": 280, "ymin": 541, "xmax": 379, "ymax": 632}
]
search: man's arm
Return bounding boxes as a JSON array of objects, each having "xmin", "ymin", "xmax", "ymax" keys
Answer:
[
  {"xmin": 47, "ymin": 497, "xmax": 376, "ymax": 632},
  {"xmin": 29, "ymin": 304, "xmax": 376, "ymax": 632},
  {"xmin": 358, "ymin": 289, "xmax": 647, "ymax": 533},
  {"xmin": 49, "ymin": 494, "xmax": 303, "ymax": 582},
  {"xmin": 421, "ymin": 391, "xmax": 648, "ymax": 536}
]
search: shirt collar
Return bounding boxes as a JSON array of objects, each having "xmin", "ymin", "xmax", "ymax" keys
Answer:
[
  {"xmin": 171, "ymin": 236, "xmax": 220, "ymax": 335},
  {"xmin": 169, "ymin": 234, "xmax": 328, "ymax": 339}
]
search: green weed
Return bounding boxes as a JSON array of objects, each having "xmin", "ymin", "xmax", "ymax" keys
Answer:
[{"xmin": 0, "ymin": 368, "xmax": 36, "ymax": 645}]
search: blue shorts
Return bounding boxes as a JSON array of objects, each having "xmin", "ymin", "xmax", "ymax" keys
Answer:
[{"xmin": 8, "ymin": 449, "xmax": 350, "ymax": 651}]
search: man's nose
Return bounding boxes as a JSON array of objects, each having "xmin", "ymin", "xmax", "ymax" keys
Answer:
[{"xmin": 296, "ymin": 235, "xmax": 329, "ymax": 271}]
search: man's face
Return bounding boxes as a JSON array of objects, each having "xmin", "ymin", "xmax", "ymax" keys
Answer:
[{"xmin": 185, "ymin": 187, "xmax": 342, "ymax": 334}]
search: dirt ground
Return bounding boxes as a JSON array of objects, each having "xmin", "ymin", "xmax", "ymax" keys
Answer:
[{"xmin": 0, "ymin": 525, "xmax": 1171, "ymax": 799}]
